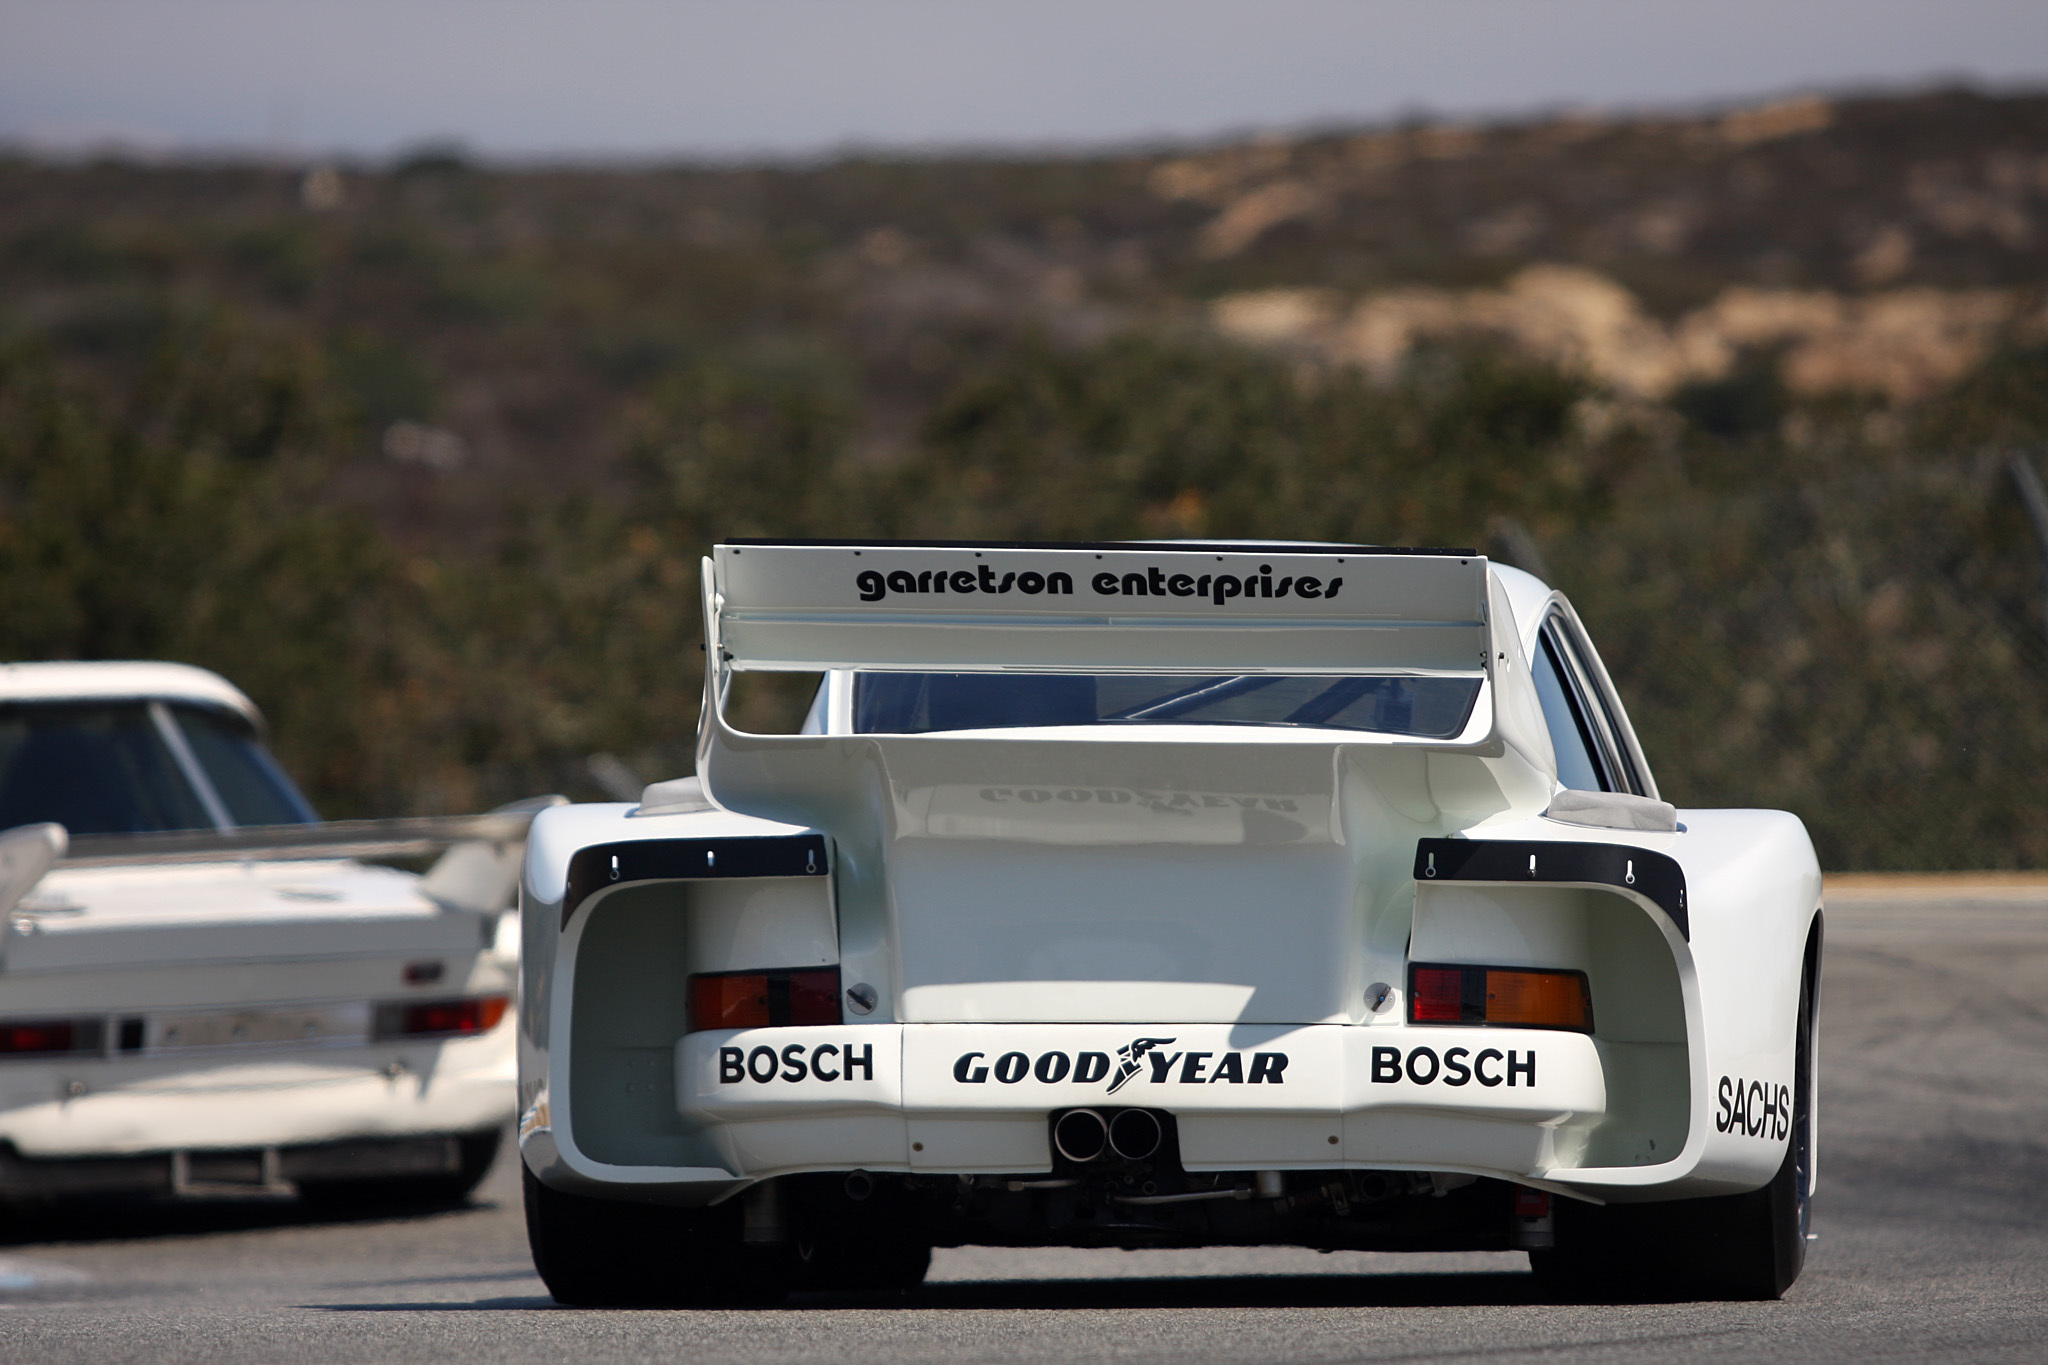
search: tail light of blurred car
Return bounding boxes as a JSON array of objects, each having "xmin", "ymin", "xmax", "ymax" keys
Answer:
[
  {"xmin": 373, "ymin": 995, "xmax": 510, "ymax": 1040},
  {"xmin": 0, "ymin": 1018, "xmax": 100, "ymax": 1057}
]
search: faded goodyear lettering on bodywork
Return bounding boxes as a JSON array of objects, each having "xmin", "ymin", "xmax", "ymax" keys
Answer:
[{"xmin": 910, "ymin": 781, "xmax": 1329, "ymax": 845}]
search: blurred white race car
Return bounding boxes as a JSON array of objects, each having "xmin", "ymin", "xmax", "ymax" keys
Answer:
[{"xmin": 0, "ymin": 661, "xmax": 548, "ymax": 1208}]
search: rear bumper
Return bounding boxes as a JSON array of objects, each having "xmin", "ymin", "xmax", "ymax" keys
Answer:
[
  {"xmin": 694, "ymin": 1022, "xmax": 1596, "ymax": 1174},
  {"xmin": 0, "ymin": 1028, "xmax": 515, "ymax": 1161},
  {"xmin": 536, "ymin": 1021, "xmax": 1697, "ymax": 1199},
  {"xmin": 0, "ymin": 1130, "xmax": 494, "ymax": 1202}
]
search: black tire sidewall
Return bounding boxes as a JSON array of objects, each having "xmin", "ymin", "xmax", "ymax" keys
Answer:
[{"xmin": 1537, "ymin": 936, "xmax": 1818, "ymax": 1302}]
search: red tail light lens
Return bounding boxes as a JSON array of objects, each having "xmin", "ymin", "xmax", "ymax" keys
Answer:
[
  {"xmin": 1407, "ymin": 964, "xmax": 1593, "ymax": 1032},
  {"xmin": 689, "ymin": 969, "xmax": 841, "ymax": 1032},
  {"xmin": 1410, "ymin": 967, "xmax": 1466, "ymax": 1022},
  {"xmin": 375, "ymin": 995, "xmax": 510, "ymax": 1039},
  {"xmin": 0, "ymin": 1019, "xmax": 90, "ymax": 1056}
]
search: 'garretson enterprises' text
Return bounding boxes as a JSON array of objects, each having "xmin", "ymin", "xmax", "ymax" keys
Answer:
[{"xmin": 855, "ymin": 564, "xmax": 1343, "ymax": 607}]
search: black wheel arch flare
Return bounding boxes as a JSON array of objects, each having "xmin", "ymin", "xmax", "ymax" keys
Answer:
[
  {"xmin": 561, "ymin": 834, "xmax": 829, "ymax": 929},
  {"xmin": 1413, "ymin": 837, "xmax": 1688, "ymax": 940}
]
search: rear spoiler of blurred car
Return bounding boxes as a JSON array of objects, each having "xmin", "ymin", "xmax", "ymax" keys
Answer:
[
  {"xmin": 52, "ymin": 795, "xmax": 567, "ymax": 915},
  {"xmin": 60, "ymin": 804, "xmax": 554, "ymax": 867},
  {"xmin": 703, "ymin": 540, "xmax": 1494, "ymax": 679}
]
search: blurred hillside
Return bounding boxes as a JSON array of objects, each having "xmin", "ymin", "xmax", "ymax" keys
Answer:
[{"xmin": 3, "ymin": 88, "xmax": 2047, "ymax": 868}]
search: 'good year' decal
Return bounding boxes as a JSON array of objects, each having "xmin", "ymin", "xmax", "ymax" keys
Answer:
[
  {"xmin": 955, "ymin": 1037, "xmax": 1289, "ymax": 1092},
  {"xmin": 1717, "ymin": 1075, "xmax": 1791, "ymax": 1140}
]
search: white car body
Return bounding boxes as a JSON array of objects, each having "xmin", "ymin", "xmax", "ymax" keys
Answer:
[
  {"xmin": 518, "ymin": 543, "xmax": 1823, "ymax": 1300},
  {"xmin": 0, "ymin": 662, "xmax": 528, "ymax": 1202}
]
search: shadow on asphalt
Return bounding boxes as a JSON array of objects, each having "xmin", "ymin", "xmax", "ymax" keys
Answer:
[
  {"xmin": 0, "ymin": 1193, "xmax": 501, "ymax": 1248},
  {"xmin": 316, "ymin": 1272, "xmax": 1544, "ymax": 1313}
]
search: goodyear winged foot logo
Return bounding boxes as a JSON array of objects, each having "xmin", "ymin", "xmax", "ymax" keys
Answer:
[{"xmin": 1108, "ymin": 1037, "xmax": 1177, "ymax": 1094}]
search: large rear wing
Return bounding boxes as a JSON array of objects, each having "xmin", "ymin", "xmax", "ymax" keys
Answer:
[
  {"xmin": 703, "ymin": 541, "xmax": 1493, "ymax": 677},
  {"xmin": 695, "ymin": 542, "xmax": 1539, "ymax": 825}
]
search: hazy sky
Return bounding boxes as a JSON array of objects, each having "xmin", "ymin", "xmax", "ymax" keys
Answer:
[{"xmin": 4, "ymin": 0, "xmax": 2046, "ymax": 161}]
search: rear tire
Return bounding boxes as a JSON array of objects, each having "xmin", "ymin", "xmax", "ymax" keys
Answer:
[
  {"xmin": 523, "ymin": 1166, "xmax": 789, "ymax": 1307},
  {"xmin": 1534, "ymin": 934, "xmax": 1817, "ymax": 1302}
]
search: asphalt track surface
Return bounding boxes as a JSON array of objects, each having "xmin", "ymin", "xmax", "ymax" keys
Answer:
[{"xmin": 1, "ymin": 888, "xmax": 2044, "ymax": 1364}]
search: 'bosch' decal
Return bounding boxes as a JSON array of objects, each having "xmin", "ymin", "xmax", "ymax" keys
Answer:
[
  {"xmin": 718, "ymin": 1042, "xmax": 873, "ymax": 1084},
  {"xmin": 1371, "ymin": 1044, "xmax": 1537, "ymax": 1087},
  {"xmin": 952, "ymin": 1037, "xmax": 1289, "ymax": 1089},
  {"xmin": 1716, "ymin": 1076, "xmax": 1791, "ymax": 1140}
]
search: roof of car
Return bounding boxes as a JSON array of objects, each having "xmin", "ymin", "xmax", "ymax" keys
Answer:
[
  {"xmin": 0, "ymin": 662, "xmax": 262, "ymax": 722},
  {"xmin": 1491, "ymin": 562, "xmax": 1557, "ymax": 649}
]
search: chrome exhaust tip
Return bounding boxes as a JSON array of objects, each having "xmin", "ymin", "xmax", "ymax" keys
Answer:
[
  {"xmin": 1106, "ymin": 1108, "xmax": 1162, "ymax": 1161},
  {"xmin": 1052, "ymin": 1108, "xmax": 1109, "ymax": 1163}
]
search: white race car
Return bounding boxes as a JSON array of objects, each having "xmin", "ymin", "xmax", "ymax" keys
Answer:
[
  {"xmin": 518, "ymin": 542, "xmax": 1822, "ymax": 1303},
  {"xmin": 0, "ymin": 662, "xmax": 541, "ymax": 1209}
]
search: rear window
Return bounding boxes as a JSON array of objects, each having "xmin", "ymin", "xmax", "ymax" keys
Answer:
[
  {"xmin": 854, "ymin": 673, "xmax": 1481, "ymax": 738},
  {"xmin": 0, "ymin": 703, "xmax": 214, "ymax": 835},
  {"xmin": 0, "ymin": 700, "xmax": 318, "ymax": 835}
]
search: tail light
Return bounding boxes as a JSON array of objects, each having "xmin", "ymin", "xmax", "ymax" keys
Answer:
[
  {"xmin": 374, "ymin": 995, "xmax": 510, "ymax": 1040},
  {"xmin": 1408, "ymin": 963, "xmax": 1593, "ymax": 1032},
  {"xmin": 689, "ymin": 969, "xmax": 841, "ymax": 1032},
  {"xmin": 0, "ymin": 1018, "xmax": 99, "ymax": 1057}
]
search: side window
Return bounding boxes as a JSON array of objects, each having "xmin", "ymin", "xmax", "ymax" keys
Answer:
[
  {"xmin": 1553, "ymin": 626, "xmax": 1646, "ymax": 796},
  {"xmin": 1533, "ymin": 631, "xmax": 1606, "ymax": 792},
  {"xmin": 172, "ymin": 705, "xmax": 319, "ymax": 826}
]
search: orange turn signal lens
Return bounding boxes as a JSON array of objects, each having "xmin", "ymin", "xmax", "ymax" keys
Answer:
[
  {"xmin": 689, "ymin": 969, "xmax": 841, "ymax": 1032},
  {"xmin": 692, "ymin": 973, "xmax": 772, "ymax": 1030},
  {"xmin": 1407, "ymin": 963, "xmax": 1593, "ymax": 1032},
  {"xmin": 1483, "ymin": 969, "xmax": 1593, "ymax": 1029}
]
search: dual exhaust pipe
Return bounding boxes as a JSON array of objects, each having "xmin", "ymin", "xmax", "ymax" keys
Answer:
[{"xmin": 1052, "ymin": 1108, "xmax": 1163, "ymax": 1164}]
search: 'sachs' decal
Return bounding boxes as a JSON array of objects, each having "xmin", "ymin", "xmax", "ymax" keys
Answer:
[
  {"xmin": 853, "ymin": 563, "xmax": 1341, "ymax": 607},
  {"xmin": 1716, "ymin": 1076, "xmax": 1791, "ymax": 1140},
  {"xmin": 1370, "ymin": 1044, "xmax": 1536, "ymax": 1088},
  {"xmin": 718, "ymin": 1042, "xmax": 873, "ymax": 1084},
  {"xmin": 953, "ymin": 1038, "xmax": 1289, "ymax": 1090}
]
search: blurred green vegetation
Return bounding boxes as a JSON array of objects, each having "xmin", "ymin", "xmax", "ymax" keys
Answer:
[{"xmin": 2, "ymin": 91, "xmax": 2047, "ymax": 867}]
